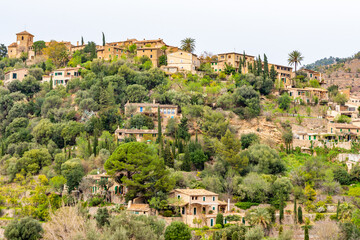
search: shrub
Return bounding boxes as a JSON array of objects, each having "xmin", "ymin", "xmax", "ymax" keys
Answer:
[
  {"xmin": 4, "ymin": 217, "xmax": 43, "ymax": 240},
  {"xmin": 213, "ymin": 224, "xmax": 223, "ymax": 229},
  {"xmin": 163, "ymin": 210, "xmax": 173, "ymax": 217},
  {"xmin": 88, "ymin": 196, "xmax": 104, "ymax": 207},
  {"xmin": 202, "ymin": 226, "xmax": 209, "ymax": 230},
  {"xmin": 330, "ymin": 214, "xmax": 338, "ymax": 221},
  {"xmin": 235, "ymin": 202, "xmax": 260, "ymax": 210},
  {"xmin": 95, "ymin": 208, "xmax": 110, "ymax": 228},
  {"xmin": 326, "ymin": 195, "xmax": 333, "ymax": 204},
  {"xmin": 165, "ymin": 221, "xmax": 192, "ymax": 240},
  {"xmin": 316, "ymin": 201, "xmax": 327, "ymax": 213},
  {"xmin": 315, "ymin": 213, "xmax": 325, "ymax": 221}
]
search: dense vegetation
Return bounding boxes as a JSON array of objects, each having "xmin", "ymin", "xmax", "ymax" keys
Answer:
[{"xmin": 0, "ymin": 43, "xmax": 359, "ymax": 239}]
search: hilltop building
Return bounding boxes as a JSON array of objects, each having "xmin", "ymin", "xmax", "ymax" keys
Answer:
[
  {"xmin": 8, "ymin": 31, "xmax": 35, "ymax": 59},
  {"xmin": 164, "ymin": 49, "xmax": 200, "ymax": 74}
]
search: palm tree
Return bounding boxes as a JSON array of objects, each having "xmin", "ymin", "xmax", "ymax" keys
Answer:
[
  {"xmin": 245, "ymin": 208, "xmax": 271, "ymax": 229},
  {"xmin": 180, "ymin": 38, "xmax": 196, "ymax": 53},
  {"xmin": 288, "ymin": 50, "xmax": 304, "ymax": 76}
]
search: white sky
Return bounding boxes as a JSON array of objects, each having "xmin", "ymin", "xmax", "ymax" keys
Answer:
[{"xmin": 1, "ymin": 0, "xmax": 359, "ymax": 66}]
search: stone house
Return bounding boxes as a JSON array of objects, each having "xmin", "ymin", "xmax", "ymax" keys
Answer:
[
  {"xmin": 87, "ymin": 174, "xmax": 127, "ymax": 204},
  {"xmin": 166, "ymin": 50, "xmax": 200, "ymax": 74},
  {"xmin": 42, "ymin": 66, "xmax": 83, "ymax": 88},
  {"xmin": 4, "ymin": 68, "xmax": 29, "ymax": 86},
  {"xmin": 97, "ymin": 45, "xmax": 127, "ymax": 61},
  {"xmin": 302, "ymin": 69, "xmax": 322, "ymax": 81},
  {"xmin": 211, "ymin": 52, "xmax": 255, "ymax": 74},
  {"xmin": 285, "ymin": 87, "xmax": 328, "ymax": 104},
  {"xmin": 124, "ymin": 100, "xmax": 179, "ymax": 120},
  {"xmin": 114, "ymin": 128, "xmax": 158, "ymax": 142},
  {"xmin": 169, "ymin": 189, "xmax": 231, "ymax": 228}
]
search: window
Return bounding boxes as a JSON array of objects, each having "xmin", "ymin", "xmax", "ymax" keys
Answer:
[
  {"xmin": 177, "ymin": 195, "xmax": 181, "ymax": 199},
  {"xmin": 150, "ymin": 55, "xmax": 153, "ymax": 58},
  {"xmin": 314, "ymin": 136, "xmax": 316, "ymax": 140},
  {"xmin": 210, "ymin": 219, "xmax": 214, "ymax": 227},
  {"xmin": 203, "ymin": 197, "xmax": 205, "ymax": 201},
  {"xmin": 340, "ymin": 129, "xmax": 342, "ymax": 132},
  {"xmin": 135, "ymin": 211, "xmax": 139, "ymax": 215},
  {"xmin": 140, "ymin": 107, "xmax": 143, "ymax": 112},
  {"xmin": 12, "ymin": 73, "xmax": 17, "ymax": 79},
  {"xmin": 212, "ymin": 206, "xmax": 215, "ymax": 211},
  {"xmin": 212, "ymin": 196, "xmax": 215, "ymax": 201},
  {"xmin": 182, "ymin": 207, "xmax": 185, "ymax": 214},
  {"xmin": 193, "ymin": 208, "xmax": 197, "ymax": 215},
  {"xmin": 309, "ymin": 136, "xmax": 311, "ymax": 140}
]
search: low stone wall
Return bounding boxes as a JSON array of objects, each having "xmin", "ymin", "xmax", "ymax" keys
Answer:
[{"xmin": 293, "ymin": 139, "xmax": 352, "ymax": 150}]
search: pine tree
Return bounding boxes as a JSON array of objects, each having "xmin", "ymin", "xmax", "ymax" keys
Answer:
[
  {"xmin": 81, "ymin": 36, "xmax": 84, "ymax": 45},
  {"xmin": 156, "ymin": 107, "xmax": 162, "ymax": 144},
  {"xmin": 49, "ymin": 75, "xmax": 53, "ymax": 90},
  {"xmin": 263, "ymin": 54, "xmax": 269, "ymax": 78},
  {"xmin": 102, "ymin": 32, "xmax": 105, "ymax": 46},
  {"xmin": 270, "ymin": 65, "xmax": 277, "ymax": 82},
  {"xmin": 181, "ymin": 146, "xmax": 191, "ymax": 171},
  {"xmin": 163, "ymin": 142, "xmax": 174, "ymax": 168},
  {"xmin": 294, "ymin": 197, "xmax": 297, "ymax": 224},
  {"xmin": 298, "ymin": 206, "xmax": 303, "ymax": 224}
]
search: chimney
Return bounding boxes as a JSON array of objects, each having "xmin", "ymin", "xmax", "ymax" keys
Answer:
[{"xmin": 77, "ymin": 41, "xmax": 79, "ymax": 46}]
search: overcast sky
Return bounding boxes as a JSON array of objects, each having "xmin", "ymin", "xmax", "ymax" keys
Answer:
[{"xmin": 2, "ymin": 0, "xmax": 359, "ymax": 66}]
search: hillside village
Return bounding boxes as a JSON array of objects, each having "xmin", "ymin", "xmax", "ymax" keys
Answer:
[{"xmin": 1, "ymin": 30, "xmax": 360, "ymax": 240}]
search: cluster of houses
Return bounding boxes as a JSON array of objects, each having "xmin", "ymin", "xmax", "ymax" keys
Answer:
[{"xmin": 86, "ymin": 173, "xmax": 238, "ymax": 228}]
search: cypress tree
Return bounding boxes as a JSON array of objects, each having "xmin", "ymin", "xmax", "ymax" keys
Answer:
[
  {"xmin": 238, "ymin": 60, "xmax": 242, "ymax": 74},
  {"xmin": 270, "ymin": 65, "xmax": 277, "ymax": 82},
  {"xmin": 87, "ymin": 136, "xmax": 92, "ymax": 156},
  {"xmin": 257, "ymin": 55, "xmax": 262, "ymax": 76},
  {"xmin": 178, "ymin": 140, "xmax": 184, "ymax": 154},
  {"xmin": 243, "ymin": 51, "xmax": 246, "ymax": 68},
  {"xmin": 336, "ymin": 200, "xmax": 340, "ymax": 220},
  {"xmin": 171, "ymin": 141, "xmax": 176, "ymax": 158},
  {"xmin": 298, "ymin": 206, "xmax": 303, "ymax": 224},
  {"xmin": 195, "ymin": 130, "xmax": 198, "ymax": 143},
  {"xmin": 304, "ymin": 226, "xmax": 309, "ymax": 240},
  {"xmin": 252, "ymin": 62, "xmax": 257, "ymax": 75},
  {"xmin": 294, "ymin": 198, "xmax": 297, "ymax": 224},
  {"xmin": 163, "ymin": 142, "xmax": 174, "ymax": 168},
  {"xmin": 279, "ymin": 195, "xmax": 284, "ymax": 224},
  {"xmin": 49, "ymin": 75, "xmax": 53, "ymax": 90},
  {"xmin": 248, "ymin": 62, "xmax": 253, "ymax": 73},
  {"xmin": 216, "ymin": 213, "xmax": 224, "ymax": 226},
  {"xmin": 181, "ymin": 146, "xmax": 191, "ymax": 171},
  {"xmin": 263, "ymin": 54, "xmax": 269, "ymax": 78},
  {"xmin": 81, "ymin": 36, "xmax": 84, "ymax": 45},
  {"xmin": 156, "ymin": 107, "xmax": 162, "ymax": 144},
  {"xmin": 93, "ymin": 129, "xmax": 98, "ymax": 156},
  {"xmin": 102, "ymin": 32, "xmax": 105, "ymax": 46}
]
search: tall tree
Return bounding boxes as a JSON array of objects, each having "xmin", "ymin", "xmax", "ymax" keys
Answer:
[
  {"xmin": 243, "ymin": 51, "xmax": 247, "ymax": 68},
  {"xmin": 180, "ymin": 38, "xmax": 196, "ymax": 53},
  {"xmin": 263, "ymin": 54, "xmax": 269, "ymax": 78},
  {"xmin": 156, "ymin": 107, "xmax": 162, "ymax": 144},
  {"xmin": 81, "ymin": 36, "xmax": 84, "ymax": 45},
  {"xmin": 270, "ymin": 65, "xmax": 278, "ymax": 82},
  {"xmin": 257, "ymin": 55, "xmax": 262, "ymax": 76},
  {"xmin": 298, "ymin": 206, "xmax": 303, "ymax": 224},
  {"xmin": 163, "ymin": 142, "xmax": 174, "ymax": 168},
  {"xmin": 294, "ymin": 198, "xmax": 297, "ymax": 224},
  {"xmin": 49, "ymin": 75, "xmax": 53, "ymax": 90},
  {"xmin": 102, "ymin": 32, "xmax": 106, "ymax": 46},
  {"xmin": 279, "ymin": 194, "xmax": 284, "ymax": 224},
  {"xmin": 181, "ymin": 146, "xmax": 191, "ymax": 171},
  {"xmin": 288, "ymin": 50, "xmax": 304, "ymax": 76}
]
